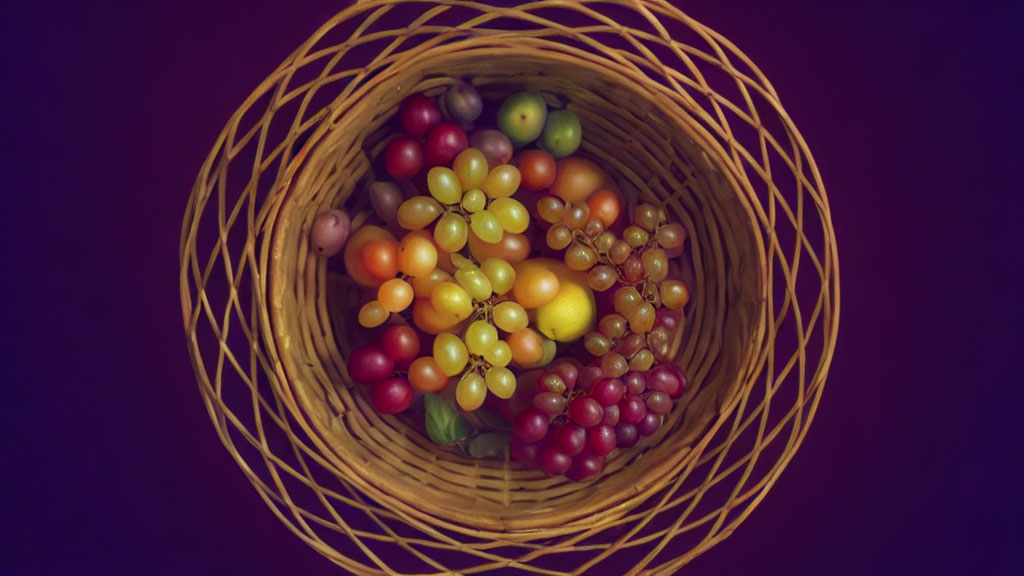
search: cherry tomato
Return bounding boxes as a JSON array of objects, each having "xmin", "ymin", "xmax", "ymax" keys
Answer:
[
  {"xmin": 424, "ymin": 123, "xmax": 468, "ymax": 167},
  {"xmin": 586, "ymin": 188, "xmax": 621, "ymax": 228},
  {"xmin": 399, "ymin": 94, "xmax": 441, "ymax": 138},
  {"xmin": 517, "ymin": 149, "xmax": 557, "ymax": 191},
  {"xmin": 385, "ymin": 137, "xmax": 424, "ymax": 179},
  {"xmin": 550, "ymin": 156, "xmax": 609, "ymax": 203},
  {"xmin": 343, "ymin": 226, "xmax": 398, "ymax": 287},
  {"xmin": 361, "ymin": 240, "xmax": 398, "ymax": 283},
  {"xmin": 468, "ymin": 230, "xmax": 531, "ymax": 265},
  {"xmin": 408, "ymin": 356, "xmax": 449, "ymax": 393}
]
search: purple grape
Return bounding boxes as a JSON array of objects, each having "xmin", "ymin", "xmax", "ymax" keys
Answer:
[
  {"xmin": 578, "ymin": 364, "xmax": 604, "ymax": 390},
  {"xmin": 616, "ymin": 424, "xmax": 639, "ymax": 448},
  {"xmin": 533, "ymin": 391, "xmax": 567, "ymax": 417},
  {"xmin": 566, "ymin": 452, "xmax": 605, "ymax": 482},
  {"xmin": 601, "ymin": 404, "xmax": 620, "ymax": 427},
  {"xmin": 348, "ymin": 345, "xmax": 394, "ymax": 384},
  {"xmin": 514, "ymin": 407, "xmax": 550, "ymax": 443},
  {"xmin": 638, "ymin": 413, "xmax": 662, "ymax": 437},
  {"xmin": 568, "ymin": 396, "xmax": 604, "ymax": 428},
  {"xmin": 555, "ymin": 423, "xmax": 586, "ymax": 457},
  {"xmin": 510, "ymin": 435, "xmax": 540, "ymax": 466},
  {"xmin": 619, "ymin": 396, "xmax": 648, "ymax": 425},
  {"xmin": 646, "ymin": 391, "xmax": 672, "ymax": 416},
  {"xmin": 549, "ymin": 361, "xmax": 580, "ymax": 389},
  {"xmin": 654, "ymin": 308, "xmax": 681, "ymax": 332},
  {"xmin": 646, "ymin": 364, "xmax": 682, "ymax": 398},
  {"xmin": 590, "ymin": 378, "xmax": 626, "ymax": 407},
  {"xmin": 540, "ymin": 446, "xmax": 573, "ymax": 476},
  {"xmin": 623, "ymin": 371, "xmax": 647, "ymax": 396},
  {"xmin": 586, "ymin": 425, "xmax": 617, "ymax": 455}
]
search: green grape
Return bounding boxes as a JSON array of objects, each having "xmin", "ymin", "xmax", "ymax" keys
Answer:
[
  {"xmin": 564, "ymin": 243, "xmax": 597, "ymax": 271},
  {"xmin": 583, "ymin": 331, "xmax": 613, "ymax": 356},
  {"xmin": 433, "ymin": 333, "xmax": 469, "ymax": 376},
  {"xmin": 655, "ymin": 223, "xmax": 687, "ymax": 250},
  {"xmin": 595, "ymin": 231, "xmax": 617, "ymax": 253},
  {"xmin": 427, "ymin": 166, "xmax": 463, "ymax": 205},
  {"xmin": 470, "ymin": 210, "xmax": 504, "ymax": 244},
  {"xmin": 397, "ymin": 196, "xmax": 442, "ymax": 230},
  {"xmin": 485, "ymin": 366, "xmax": 516, "ymax": 399},
  {"xmin": 493, "ymin": 301, "xmax": 528, "ymax": 333},
  {"xmin": 430, "ymin": 282, "xmax": 474, "ymax": 321},
  {"xmin": 642, "ymin": 247, "xmax": 668, "ymax": 282},
  {"xmin": 633, "ymin": 203, "xmax": 659, "ymax": 231},
  {"xmin": 623, "ymin": 225, "xmax": 650, "ymax": 248},
  {"xmin": 450, "ymin": 253, "xmax": 476, "ymax": 270},
  {"xmin": 482, "ymin": 165, "xmax": 521, "ymax": 199},
  {"xmin": 609, "ymin": 240, "xmax": 632, "ymax": 264},
  {"xmin": 587, "ymin": 265, "xmax": 618, "ymax": 291},
  {"xmin": 456, "ymin": 372, "xmax": 487, "ymax": 411},
  {"xmin": 484, "ymin": 340, "xmax": 512, "ymax": 367},
  {"xmin": 598, "ymin": 313, "xmax": 628, "ymax": 339},
  {"xmin": 601, "ymin": 351, "xmax": 629, "ymax": 378},
  {"xmin": 455, "ymin": 267, "xmax": 493, "ymax": 301},
  {"xmin": 546, "ymin": 224, "xmax": 573, "ymax": 250},
  {"xmin": 536, "ymin": 196, "xmax": 565, "ymax": 224},
  {"xmin": 585, "ymin": 219, "xmax": 604, "ymax": 238},
  {"xmin": 613, "ymin": 286, "xmax": 643, "ymax": 317},
  {"xmin": 434, "ymin": 212, "xmax": 468, "ymax": 252},
  {"xmin": 480, "ymin": 258, "xmax": 515, "ymax": 295},
  {"xmin": 660, "ymin": 280, "xmax": 690, "ymax": 310},
  {"xmin": 629, "ymin": 348, "xmax": 655, "ymax": 371},
  {"xmin": 489, "ymin": 197, "xmax": 529, "ymax": 234},
  {"xmin": 453, "ymin": 148, "xmax": 488, "ymax": 189},
  {"xmin": 629, "ymin": 302, "xmax": 656, "ymax": 334},
  {"xmin": 564, "ymin": 203, "xmax": 590, "ymax": 229},
  {"xmin": 465, "ymin": 320, "xmax": 498, "ymax": 356},
  {"xmin": 461, "ymin": 189, "xmax": 487, "ymax": 213}
]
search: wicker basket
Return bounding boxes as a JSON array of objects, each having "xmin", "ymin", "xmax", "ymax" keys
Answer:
[{"xmin": 179, "ymin": 1, "xmax": 839, "ymax": 573}]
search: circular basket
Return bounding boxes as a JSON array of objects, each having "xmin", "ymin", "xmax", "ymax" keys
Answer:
[{"xmin": 179, "ymin": 1, "xmax": 839, "ymax": 574}]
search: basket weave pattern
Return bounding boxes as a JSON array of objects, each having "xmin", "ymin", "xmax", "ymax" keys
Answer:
[{"xmin": 180, "ymin": 1, "xmax": 839, "ymax": 574}]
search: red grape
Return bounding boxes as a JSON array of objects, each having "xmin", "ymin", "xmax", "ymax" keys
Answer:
[
  {"xmin": 654, "ymin": 308, "xmax": 682, "ymax": 332},
  {"xmin": 616, "ymin": 333, "xmax": 646, "ymax": 358},
  {"xmin": 514, "ymin": 407, "xmax": 550, "ymax": 443},
  {"xmin": 399, "ymin": 94, "xmax": 441, "ymax": 138},
  {"xmin": 348, "ymin": 345, "xmax": 394, "ymax": 384},
  {"xmin": 533, "ymin": 391, "xmax": 567, "ymax": 417},
  {"xmin": 469, "ymin": 129, "xmax": 513, "ymax": 168},
  {"xmin": 566, "ymin": 452, "xmax": 605, "ymax": 481},
  {"xmin": 549, "ymin": 361, "xmax": 580, "ymax": 390},
  {"xmin": 577, "ymin": 364, "xmax": 604, "ymax": 390},
  {"xmin": 379, "ymin": 325, "xmax": 420, "ymax": 368},
  {"xmin": 590, "ymin": 378, "xmax": 626, "ymax": 407},
  {"xmin": 601, "ymin": 404, "xmax": 620, "ymax": 427},
  {"xmin": 568, "ymin": 396, "xmax": 604, "ymax": 428},
  {"xmin": 647, "ymin": 364, "xmax": 685, "ymax": 398},
  {"xmin": 616, "ymin": 423, "xmax": 639, "ymax": 448},
  {"xmin": 537, "ymin": 372, "xmax": 567, "ymax": 394},
  {"xmin": 385, "ymin": 137, "xmax": 424, "ymax": 179},
  {"xmin": 424, "ymin": 123, "xmax": 468, "ymax": 167},
  {"xmin": 623, "ymin": 371, "xmax": 647, "ymax": 396},
  {"xmin": 540, "ymin": 447, "xmax": 573, "ymax": 476},
  {"xmin": 555, "ymin": 423, "xmax": 586, "ymax": 457},
  {"xmin": 586, "ymin": 425, "xmax": 616, "ymax": 455},
  {"xmin": 637, "ymin": 412, "xmax": 661, "ymax": 437},
  {"xmin": 371, "ymin": 377, "xmax": 413, "ymax": 414},
  {"xmin": 646, "ymin": 391, "xmax": 672, "ymax": 415},
  {"xmin": 619, "ymin": 395, "xmax": 647, "ymax": 425},
  {"xmin": 510, "ymin": 435, "xmax": 541, "ymax": 467}
]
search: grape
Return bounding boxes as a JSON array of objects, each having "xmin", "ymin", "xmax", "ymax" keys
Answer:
[
  {"xmin": 629, "ymin": 349, "xmax": 655, "ymax": 372},
  {"xmin": 616, "ymin": 333, "xmax": 646, "ymax": 358},
  {"xmin": 600, "ymin": 352, "xmax": 629, "ymax": 378},
  {"xmin": 399, "ymin": 93, "xmax": 441, "ymax": 138},
  {"xmin": 641, "ymin": 248, "xmax": 668, "ymax": 282},
  {"xmin": 411, "ymin": 268, "xmax": 452, "ymax": 298},
  {"xmin": 508, "ymin": 328, "xmax": 544, "ymax": 366},
  {"xmin": 633, "ymin": 203, "xmax": 659, "ymax": 231},
  {"xmin": 564, "ymin": 203, "xmax": 590, "ymax": 229},
  {"xmin": 555, "ymin": 423, "xmax": 586, "ymax": 456},
  {"xmin": 385, "ymin": 137, "xmax": 424, "ymax": 179},
  {"xmin": 397, "ymin": 196, "xmax": 442, "ymax": 230},
  {"xmin": 445, "ymin": 82, "xmax": 483, "ymax": 123},
  {"xmin": 647, "ymin": 329, "xmax": 671, "ymax": 362},
  {"xmin": 654, "ymin": 308, "xmax": 682, "ymax": 332},
  {"xmin": 455, "ymin": 267, "xmax": 493, "ymax": 301},
  {"xmin": 510, "ymin": 435, "xmax": 541, "ymax": 467},
  {"xmin": 546, "ymin": 224, "xmax": 573, "ymax": 250},
  {"xmin": 450, "ymin": 253, "xmax": 475, "ymax": 270},
  {"xmin": 311, "ymin": 210, "xmax": 350, "ymax": 257},
  {"xmin": 480, "ymin": 258, "xmax": 515, "ymax": 295},
  {"xmin": 490, "ymin": 197, "xmax": 530, "ymax": 234},
  {"xmin": 533, "ymin": 391, "xmax": 566, "ymax": 417},
  {"xmin": 408, "ymin": 356, "xmax": 449, "ymax": 393},
  {"xmin": 598, "ymin": 314, "xmax": 628, "ymax": 339},
  {"xmin": 361, "ymin": 240, "xmax": 399, "ymax": 283},
  {"xmin": 424, "ymin": 123, "xmax": 468, "ymax": 167},
  {"xmin": 469, "ymin": 129, "xmax": 514, "ymax": 168},
  {"xmin": 628, "ymin": 302, "xmax": 656, "ymax": 334},
  {"xmin": 514, "ymin": 407, "xmax": 550, "ymax": 443},
  {"xmin": 427, "ymin": 166, "xmax": 463, "ymax": 205},
  {"xmin": 577, "ymin": 364, "xmax": 604, "ymax": 390},
  {"xmin": 564, "ymin": 243, "xmax": 597, "ymax": 271},
  {"xmin": 655, "ymin": 223, "xmax": 687, "ymax": 250},
  {"xmin": 461, "ymin": 189, "xmax": 487, "ymax": 213},
  {"xmin": 549, "ymin": 361, "xmax": 580, "ymax": 389},
  {"xmin": 602, "ymin": 404, "xmax": 620, "ymax": 427},
  {"xmin": 536, "ymin": 195, "xmax": 565, "ymax": 224},
  {"xmin": 586, "ymin": 425, "xmax": 616, "ymax": 455},
  {"xmin": 433, "ymin": 212, "xmax": 469, "ymax": 252},
  {"xmin": 538, "ymin": 372, "xmax": 567, "ymax": 395},
  {"xmin": 493, "ymin": 301, "xmax": 529, "ymax": 333},
  {"xmin": 465, "ymin": 320, "xmax": 498, "ymax": 356},
  {"xmin": 590, "ymin": 378, "xmax": 626, "ymax": 407},
  {"xmin": 613, "ymin": 286, "xmax": 643, "ymax": 317},
  {"xmin": 470, "ymin": 210, "xmax": 504, "ymax": 244},
  {"xmin": 452, "ymin": 148, "xmax": 488, "ymax": 189},
  {"xmin": 583, "ymin": 332, "xmax": 613, "ymax": 356},
  {"xmin": 646, "ymin": 391, "xmax": 672, "ymax": 416},
  {"xmin": 623, "ymin": 225, "xmax": 650, "ymax": 248},
  {"xmin": 380, "ymin": 325, "xmax": 420, "ymax": 368},
  {"xmin": 615, "ymin": 423, "xmax": 639, "ymax": 448},
  {"xmin": 540, "ymin": 447, "xmax": 573, "ymax": 476},
  {"xmin": 482, "ymin": 165, "xmax": 521, "ymax": 199},
  {"xmin": 567, "ymin": 396, "xmax": 604, "ymax": 428},
  {"xmin": 398, "ymin": 234, "xmax": 439, "ymax": 277},
  {"xmin": 483, "ymin": 339, "xmax": 511, "ymax": 367},
  {"xmin": 368, "ymin": 181, "xmax": 403, "ymax": 223},
  {"xmin": 595, "ymin": 231, "xmax": 617, "ymax": 253},
  {"xmin": 638, "ymin": 413, "xmax": 661, "ymax": 437},
  {"xmin": 456, "ymin": 372, "xmax": 487, "ymax": 411},
  {"xmin": 584, "ymin": 219, "xmax": 604, "ymax": 239},
  {"xmin": 623, "ymin": 371, "xmax": 647, "ymax": 396},
  {"xmin": 622, "ymin": 254, "xmax": 645, "ymax": 284},
  {"xmin": 412, "ymin": 298, "xmax": 460, "ymax": 334},
  {"xmin": 430, "ymin": 282, "xmax": 474, "ymax": 322},
  {"xmin": 358, "ymin": 300, "xmax": 389, "ymax": 328},
  {"xmin": 566, "ymin": 453, "xmax": 605, "ymax": 482},
  {"xmin": 647, "ymin": 364, "xmax": 686, "ymax": 398},
  {"xmin": 660, "ymin": 280, "xmax": 690, "ymax": 310},
  {"xmin": 619, "ymin": 396, "xmax": 648, "ymax": 425},
  {"xmin": 372, "ymin": 377, "xmax": 414, "ymax": 414},
  {"xmin": 609, "ymin": 240, "xmax": 632, "ymax": 265},
  {"xmin": 486, "ymin": 366, "xmax": 517, "ymax": 399},
  {"xmin": 433, "ymin": 333, "xmax": 469, "ymax": 376},
  {"xmin": 348, "ymin": 345, "xmax": 394, "ymax": 384},
  {"xmin": 585, "ymin": 265, "xmax": 615, "ymax": 293}
]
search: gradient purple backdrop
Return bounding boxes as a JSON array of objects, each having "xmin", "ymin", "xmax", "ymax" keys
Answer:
[{"xmin": 1, "ymin": 1, "xmax": 1021, "ymax": 574}]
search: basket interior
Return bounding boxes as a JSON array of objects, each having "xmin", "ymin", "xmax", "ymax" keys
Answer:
[{"xmin": 267, "ymin": 47, "xmax": 764, "ymax": 536}]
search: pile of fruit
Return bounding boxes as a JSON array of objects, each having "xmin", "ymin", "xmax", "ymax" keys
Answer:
[{"xmin": 309, "ymin": 83, "xmax": 691, "ymax": 481}]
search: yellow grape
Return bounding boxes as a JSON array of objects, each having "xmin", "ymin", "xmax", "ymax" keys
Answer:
[
  {"xmin": 377, "ymin": 278, "xmax": 414, "ymax": 313},
  {"xmin": 455, "ymin": 267, "xmax": 493, "ymax": 301},
  {"xmin": 450, "ymin": 253, "xmax": 475, "ymax": 270},
  {"xmin": 642, "ymin": 247, "xmax": 668, "ymax": 282},
  {"xmin": 587, "ymin": 265, "xmax": 618, "ymax": 291},
  {"xmin": 480, "ymin": 258, "xmax": 515, "ymax": 295},
  {"xmin": 564, "ymin": 203, "xmax": 590, "ymax": 229},
  {"xmin": 609, "ymin": 240, "xmax": 632, "ymax": 265},
  {"xmin": 430, "ymin": 282, "xmax": 474, "ymax": 322},
  {"xmin": 633, "ymin": 203, "xmax": 659, "ymax": 231},
  {"xmin": 398, "ymin": 233, "xmax": 438, "ymax": 277},
  {"xmin": 470, "ymin": 210, "xmax": 504, "ymax": 244},
  {"xmin": 536, "ymin": 195, "xmax": 565, "ymax": 224},
  {"xmin": 629, "ymin": 302, "xmax": 656, "ymax": 333},
  {"xmin": 595, "ymin": 231, "xmax": 617, "ymax": 252},
  {"xmin": 465, "ymin": 320, "xmax": 498, "ymax": 356},
  {"xmin": 397, "ymin": 197, "xmax": 442, "ymax": 230},
  {"xmin": 489, "ymin": 197, "xmax": 529, "ymax": 234},
  {"xmin": 613, "ymin": 286, "xmax": 643, "ymax": 317},
  {"xmin": 453, "ymin": 148, "xmax": 488, "ymax": 189},
  {"xmin": 482, "ymin": 165, "xmax": 521, "ymax": 199},
  {"xmin": 492, "ymin": 301, "xmax": 528, "ymax": 333},
  {"xmin": 427, "ymin": 166, "xmax": 463, "ymax": 205},
  {"xmin": 411, "ymin": 268, "xmax": 452, "ymax": 298},
  {"xmin": 623, "ymin": 225, "xmax": 650, "ymax": 248},
  {"xmin": 655, "ymin": 223, "xmax": 687, "ymax": 250},
  {"xmin": 629, "ymin": 349, "xmax": 655, "ymax": 371},
  {"xmin": 660, "ymin": 280, "xmax": 690, "ymax": 310},
  {"xmin": 434, "ymin": 212, "xmax": 468, "ymax": 253},
  {"xmin": 433, "ymin": 333, "xmax": 469, "ymax": 376},
  {"xmin": 358, "ymin": 300, "xmax": 389, "ymax": 328},
  {"xmin": 564, "ymin": 243, "xmax": 597, "ymax": 271},
  {"xmin": 546, "ymin": 224, "xmax": 573, "ymax": 250},
  {"xmin": 483, "ymin": 340, "xmax": 512, "ymax": 367},
  {"xmin": 456, "ymin": 372, "xmax": 487, "ymax": 411},
  {"xmin": 485, "ymin": 366, "xmax": 516, "ymax": 399},
  {"xmin": 461, "ymin": 189, "xmax": 486, "ymax": 213}
]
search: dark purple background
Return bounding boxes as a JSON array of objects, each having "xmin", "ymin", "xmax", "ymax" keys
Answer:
[{"xmin": 2, "ymin": 1, "xmax": 1021, "ymax": 574}]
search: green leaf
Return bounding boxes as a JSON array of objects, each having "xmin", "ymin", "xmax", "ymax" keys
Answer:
[
  {"xmin": 463, "ymin": 432, "xmax": 509, "ymax": 460},
  {"xmin": 424, "ymin": 393, "xmax": 472, "ymax": 446}
]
